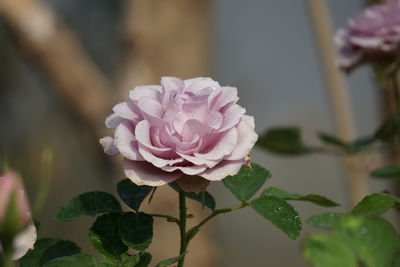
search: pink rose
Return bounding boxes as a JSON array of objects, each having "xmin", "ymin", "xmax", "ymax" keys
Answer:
[
  {"xmin": 100, "ymin": 77, "xmax": 257, "ymax": 191},
  {"xmin": 0, "ymin": 171, "xmax": 31, "ymax": 235},
  {"xmin": 335, "ymin": 0, "xmax": 400, "ymax": 69}
]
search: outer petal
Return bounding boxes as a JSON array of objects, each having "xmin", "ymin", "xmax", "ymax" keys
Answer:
[
  {"xmin": 113, "ymin": 101, "xmax": 141, "ymax": 121},
  {"xmin": 226, "ymin": 116, "xmax": 258, "ymax": 160},
  {"xmin": 161, "ymin": 165, "xmax": 208, "ymax": 175},
  {"xmin": 199, "ymin": 160, "xmax": 244, "ymax": 181},
  {"xmin": 114, "ymin": 121, "xmax": 143, "ymax": 161},
  {"xmin": 123, "ymin": 159, "xmax": 181, "ymax": 186},
  {"xmin": 129, "ymin": 85, "xmax": 161, "ymax": 101},
  {"xmin": 105, "ymin": 113, "xmax": 123, "ymax": 128},
  {"xmin": 176, "ymin": 175, "xmax": 210, "ymax": 193},
  {"xmin": 138, "ymin": 144, "xmax": 184, "ymax": 168},
  {"xmin": 12, "ymin": 224, "xmax": 37, "ymax": 260},
  {"xmin": 99, "ymin": 136, "xmax": 119, "ymax": 156}
]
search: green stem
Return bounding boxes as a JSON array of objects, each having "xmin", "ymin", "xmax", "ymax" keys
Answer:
[
  {"xmin": 148, "ymin": 213, "xmax": 179, "ymax": 224},
  {"xmin": 1, "ymin": 248, "xmax": 14, "ymax": 267},
  {"xmin": 393, "ymin": 69, "xmax": 400, "ymax": 109},
  {"xmin": 186, "ymin": 202, "xmax": 249, "ymax": 243},
  {"xmin": 177, "ymin": 188, "xmax": 187, "ymax": 267}
]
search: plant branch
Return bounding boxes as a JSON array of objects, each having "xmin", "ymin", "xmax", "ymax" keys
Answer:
[
  {"xmin": 177, "ymin": 188, "xmax": 188, "ymax": 267},
  {"xmin": 148, "ymin": 213, "xmax": 180, "ymax": 225},
  {"xmin": 186, "ymin": 202, "xmax": 249, "ymax": 243}
]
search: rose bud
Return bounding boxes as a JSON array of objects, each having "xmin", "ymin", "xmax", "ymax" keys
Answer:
[
  {"xmin": 0, "ymin": 171, "xmax": 31, "ymax": 243},
  {"xmin": 100, "ymin": 77, "xmax": 258, "ymax": 192},
  {"xmin": 335, "ymin": 0, "xmax": 400, "ymax": 70}
]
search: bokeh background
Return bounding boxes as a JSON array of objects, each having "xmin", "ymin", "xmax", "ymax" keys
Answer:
[{"xmin": 0, "ymin": 0, "xmax": 391, "ymax": 266}]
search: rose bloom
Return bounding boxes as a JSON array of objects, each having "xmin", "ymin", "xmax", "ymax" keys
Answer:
[
  {"xmin": 335, "ymin": 0, "xmax": 400, "ymax": 70},
  {"xmin": 101, "ymin": 77, "xmax": 257, "ymax": 191}
]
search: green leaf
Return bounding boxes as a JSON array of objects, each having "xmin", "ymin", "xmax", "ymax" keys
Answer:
[
  {"xmin": 223, "ymin": 164, "xmax": 271, "ymax": 202},
  {"xmin": 136, "ymin": 252, "xmax": 152, "ymax": 267},
  {"xmin": 250, "ymin": 196, "xmax": 302, "ymax": 239},
  {"xmin": 256, "ymin": 127, "xmax": 311, "ymax": 155},
  {"xmin": 375, "ymin": 110, "xmax": 400, "ymax": 142},
  {"xmin": 155, "ymin": 253, "xmax": 186, "ymax": 267},
  {"xmin": 43, "ymin": 253, "xmax": 97, "ymax": 267},
  {"xmin": 334, "ymin": 215, "xmax": 400, "ymax": 267},
  {"xmin": 120, "ymin": 254, "xmax": 140, "ymax": 267},
  {"xmin": 169, "ymin": 183, "xmax": 216, "ymax": 210},
  {"xmin": 117, "ymin": 179, "xmax": 152, "ymax": 211},
  {"xmin": 307, "ymin": 213, "xmax": 343, "ymax": 229},
  {"xmin": 303, "ymin": 234, "xmax": 357, "ymax": 267},
  {"xmin": 40, "ymin": 240, "xmax": 81, "ymax": 265},
  {"xmin": 262, "ymin": 187, "xmax": 339, "ymax": 207},
  {"xmin": 317, "ymin": 133, "xmax": 348, "ymax": 149},
  {"xmin": 119, "ymin": 212, "xmax": 153, "ymax": 251},
  {"xmin": 56, "ymin": 192, "xmax": 121, "ymax": 221},
  {"xmin": 371, "ymin": 166, "xmax": 400, "ymax": 179},
  {"xmin": 391, "ymin": 253, "xmax": 400, "ymax": 267},
  {"xmin": 20, "ymin": 238, "xmax": 61, "ymax": 267},
  {"xmin": 89, "ymin": 213, "xmax": 128, "ymax": 258},
  {"xmin": 352, "ymin": 193, "xmax": 400, "ymax": 216}
]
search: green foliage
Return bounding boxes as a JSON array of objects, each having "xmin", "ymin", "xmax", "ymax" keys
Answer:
[
  {"xmin": 43, "ymin": 253, "xmax": 97, "ymax": 267},
  {"xmin": 119, "ymin": 212, "xmax": 153, "ymax": 251},
  {"xmin": 136, "ymin": 252, "xmax": 152, "ymax": 267},
  {"xmin": 40, "ymin": 240, "xmax": 81, "ymax": 265},
  {"xmin": 375, "ymin": 110, "xmax": 400, "ymax": 142},
  {"xmin": 20, "ymin": 238, "xmax": 61, "ymax": 267},
  {"xmin": 256, "ymin": 127, "xmax": 311, "ymax": 155},
  {"xmin": 155, "ymin": 253, "xmax": 186, "ymax": 267},
  {"xmin": 352, "ymin": 193, "xmax": 400, "ymax": 216},
  {"xmin": 306, "ymin": 213, "xmax": 343, "ymax": 229},
  {"xmin": 370, "ymin": 165, "xmax": 400, "ymax": 179},
  {"xmin": 89, "ymin": 213, "xmax": 128, "ymax": 258},
  {"xmin": 117, "ymin": 179, "xmax": 152, "ymax": 211},
  {"xmin": 223, "ymin": 164, "xmax": 271, "ymax": 202},
  {"xmin": 262, "ymin": 187, "xmax": 339, "ymax": 207},
  {"xmin": 334, "ymin": 216, "xmax": 400, "ymax": 267},
  {"xmin": 98, "ymin": 254, "xmax": 140, "ymax": 267},
  {"xmin": 318, "ymin": 133, "xmax": 374, "ymax": 154},
  {"xmin": 250, "ymin": 196, "xmax": 301, "ymax": 239},
  {"xmin": 304, "ymin": 234, "xmax": 358, "ymax": 267},
  {"xmin": 56, "ymin": 192, "xmax": 121, "ymax": 221},
  {"xmin": 169, "ymin": 182, "xmax": 216, "ymax": 210}
]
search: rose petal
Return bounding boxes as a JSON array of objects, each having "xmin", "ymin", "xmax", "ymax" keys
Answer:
[
  {"xmin": 162, "ymin": 164, "xmax": 208, "ymax": 175},
  {"xmin": 195, "ymin": 128, "xmax": 238, "ymax": 160},
  {"xmin": 105, "ymin": 113, "xmax": 124, "ymax": 128},
  {"xmin": 12, "ymin": 224, "xmax": 37, "ymax": 260},
  {"xmin": 199, "ymin": 160, "xmax": 244, "ymax": 181},
  {"xmin": 226, "ymin": 116, "xmax": 258, "ymax": 160},
  {"xmin": 129, "ymin": 85, "xmax": 161, "ymax": 101},
  {"xmin": 113, "ymin": 101, "xmax": 141, "ymax": 121},
  {"xmin": 138, "ymin": 144, "xmax": 183, "ymax": 168},
  {"xmin": 123, "ymin": 159, "xmax": 181, "ymax": 186},
  {"xmin": 181, "ymin": 119, "xmax": 212, "ymax": 142},
  {"xmin": 114, "ymin": 121, "xmax": 143, "ymax": 161},
  {"xmin": 135, "ymin": 120, "xmax": 171, "ymax": 152},
  {"xmin": 99, "ymin": 136, "xmax": 119, "ymax": 156},
  {"xmin": 219, "ymin": 104, "xmax": 246, "ymax": 132},
  {"xmin": 176, "ymin": 175, "xmax": 210, "ymax": 193}
]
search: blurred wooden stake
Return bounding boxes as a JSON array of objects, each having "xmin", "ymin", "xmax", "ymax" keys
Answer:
[
  {"xmin": 307, "ymin": 0, "xmax": 368, "ymax": 206},
  {"xmin": 0, "ymin": 0, "xmax": 113, "ymax": 134}
]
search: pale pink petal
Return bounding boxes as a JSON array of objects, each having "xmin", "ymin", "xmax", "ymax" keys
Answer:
[
  {"xmin": 210, "ymin": 86, "xmax": 238, "ymax": 110},
  {"xmin": 162, "ymin": 165, "xmax": 208, "ymax": 175},
  {"xmin": 135, "ymin": 120, "xmax": 171, "ymax": 152},
  {"xmin": 219, "ymin": 104, "xmax": 246, "ymax": 131},
  {"xmin": 114, "ymin": 121, "xmax": 143, "ymax": 161},
  {"xmin": 138, "ymin": 144, "xmax": 183, "ymax": 168},
  {"xmin": 207, "ymin": 111, "xmax": 223, "ymax": 129},
  {"xmin": 113, "ymin": 102, "xmax": 141, "ymax": 121},
  {"xmin": 137, "ymin": 97, "xmax": 163, "ymax": 118},
  {"xmin": 129, "ymin": 85, "xmax": 161, "ymax": 101},
  {"xmin": 199, "ymin": 160, "xmax": 245, "ymax": 181},
  {"xmin": 123, "ymin": 159, "xmax": 181, "ymax": 186},
  {"xmin": 177, "ymin": 152, "xmax": 219, "ymax": 168},
  {"xmin": 161, "ymin": 77, "xmax": 183, "ymax": 91},
  {"xmin": 176, "ymin": 175, "xmax": 210, "ymax": 193},
  {"xmin": 226, "ymin": 116, "xmax": 258, "ymax": 160},
  {"xmin": 181, "ymin": 120, "xmax": 212, "ymax": 142},
  {"xmin": 12, "ymin": 224, "xmax": 37, "ymax": 260},
  {"xmin": 105, "ymin": 113, "xmax": 123, "ymax": 128},
  {"xmin": 99, "ymin": 136, "xmax": 119, "ymax": 156},
  {"xmin": 195, "ymin": 128, "xmax": 237, "ymax": 160}
]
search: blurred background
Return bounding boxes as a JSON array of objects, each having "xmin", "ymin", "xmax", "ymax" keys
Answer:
[{"xmin": 0, "ymin": 0, "xmax": 391, "ymax": 266}]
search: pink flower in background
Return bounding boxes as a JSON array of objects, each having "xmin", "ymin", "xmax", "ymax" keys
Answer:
[
  {"xmin": 0, "ymin": 171, "xmax": 31, "ymax": 234},
  {"xmin": 335, "ymin": 0, "xmax": 400, "ymax": 69},
  {"xmin": 101, "ymin": 77, "xmax": 257, "ymax": 191}
]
